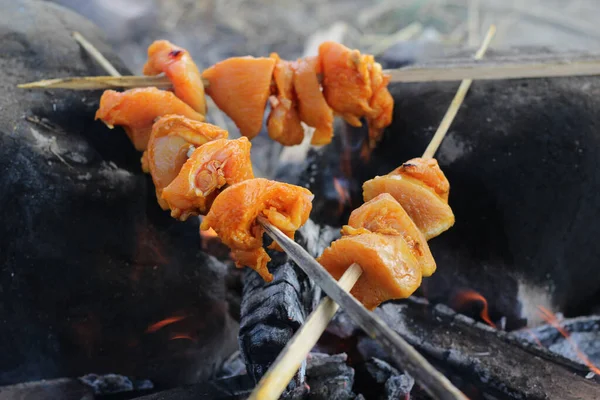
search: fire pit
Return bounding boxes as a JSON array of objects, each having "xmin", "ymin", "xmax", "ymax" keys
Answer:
[{"xmin": 3, "ymin": 1, "xmax": 600, "ymax": 399}]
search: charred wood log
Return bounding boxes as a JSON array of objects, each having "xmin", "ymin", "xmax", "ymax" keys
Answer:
[
  {"xmin": 238, "ymin": 220, "xmax": 339, "ymax": 389},
  {"xmin": 324, "ymin": 298, "xmax": 600, "ymax": 400}
]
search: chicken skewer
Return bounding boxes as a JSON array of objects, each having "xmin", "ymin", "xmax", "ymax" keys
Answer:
[{"xmin": 248, "ymin": 25, "xmax": 496, "ymax": 400}]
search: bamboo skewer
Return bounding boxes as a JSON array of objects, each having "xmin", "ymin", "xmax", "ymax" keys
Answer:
[
  {"xmin": 18, "ymin": 43, "xmax": 600, "ymax": 90},
  {"xmin": 422, "ymin": 24, "xmax": 496, "ymax": 158},
  {"xmin": 73, "ymin": 32, "xmax": 122, "ymax": 78},
  {"xmin": 248, "ymin": 25, "xmax": 496, "ymax": 400}
]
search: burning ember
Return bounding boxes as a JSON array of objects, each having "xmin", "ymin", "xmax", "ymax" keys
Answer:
[
  {"xmin": 333, "ymin": 177, "xmax": 351, "ymax": 215},
  {"xmin": 146, "ymin": 315, "xmax": 188, "ymax": 333},
  {"xmin": 538, "ymin": 306, "xmax": 600, "ymax": 375},
  {"xmin": 452, "ymin": 289, "xmax": 496, "ymax": 328}
]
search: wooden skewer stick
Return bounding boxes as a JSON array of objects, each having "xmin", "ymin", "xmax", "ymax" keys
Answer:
[
  {"xmin": 248, "ymin": 263, "xmax": 363, "ymax": 400},
  {"xmin": 72, "ymin": 31, "xmax": 122, "ymax": 77},
  {"xmin": 248, "ymin": 26, "xmax": 496, "ymax": 400},
  {"xmin": 422, "ymin": 25, "xmax": 496, "ymax": 159},
  {"xmin": 18, "ymin": 36, "xmax": 600, "ymax": 90}
]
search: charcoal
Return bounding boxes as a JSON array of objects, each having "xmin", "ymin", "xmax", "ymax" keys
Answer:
[
  {"xmin": 383, "ymin": 375, "xmax": 414, "ymax": 399},
  {"xmin": 79, "ymin": 373, "xmax": 153, "ymax": 395},
  {"xmin": 131, "ymin": 375, "xmax": 254, "ymax": 400},
  {"xmin": 373, "ymin": 299, "xmax": 600, "ymax": 399},
  {"xmin": 355, "ymin": 358, "xmax": 414, "ymax": 400},
  {"xmin": 238, "ymin": 221, "xmax": 337, "ymax": 388},
  {"xmin": 0, "ymin": 378, "xmax": 94, "ymax": 400},
  {"xmin": 0, "ymin": 0, "xmax": 237, "ymax": 386},
  {"xmin": 304, "ymin": 353, "xmax": 355, "ymax": 400},
  {"xmin": 514, "ymin": 315, "xmax": 600, "ymax": 366},
  {"xmin": 364, "ymin": 358, "xmax": 400, "ymax": 384}
]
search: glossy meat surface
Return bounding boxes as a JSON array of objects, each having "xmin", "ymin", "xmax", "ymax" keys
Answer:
[
  {"xmin": 318, "ymin": 232, "xmax": 422, "ymax": 310},
  {"xmin": 391, "ymin": 157, "xmax": 450, "ymax": 202},
  {"xmin": 161, "ymin": 137, "xmax": 253, "ymax": 220},
  {"xmin": 318, "ymin": 41, "xmax": 372, "ymax": 127},
  {"xmin": 293, "ymin": 56, "xmax": 334, "ymax": 145},
  {"xmin": 143, "ymin": 40, "xmax": 207, "ymax": 115},
  {"xmin": 267, "ymin": 54, "xmax": 304, "ymax": 145},
  {"xmin": 145, "ymin": 116, "xmax": 228, "ymax": 209},
  {"xmin": 202, "ymin": 56, "xmax": 275, "ymax": 139},
  {"xmin": 95, "ymin": 88, "xmax": 205, "ymax": 151},
  {"xmin": 343, "ymin": 193, "xmax": 436, "ymax": 277},
  {"xmin": 200, "ymin": 178, "xmax": 313, "ymax": 282},
  {"xmin": 363, "ymin": 173, "xmax": 454, "ymax": 240},
  {"xmin": 365, "ymin": 59, "xmax": 393, "ymax": 146}
]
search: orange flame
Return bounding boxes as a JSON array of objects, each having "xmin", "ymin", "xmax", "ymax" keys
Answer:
[
  {"xmin": 360, "ymin": 139, "xmax": 373, "ymax": 163},
  {"xmin": 146, "ymin": 315, "xmax": 188, "ymax": 333},
  {"xmin": 524, "ymin": 329, "xmax": 544, "ymax": 348},
  {"xmin": 452, "ymin": 290, "xmax": 496, "ymax": 328},
  {"xmin": 169, "ymin": 333, "xmax": 196, "ymax": 342},
  {"xmin": 537, "ymin": 306, "xmax": 600, "ymax": 375},
  {"xmin": 333, "ymin": 177, "xmax": 351, "ymax": 215}
]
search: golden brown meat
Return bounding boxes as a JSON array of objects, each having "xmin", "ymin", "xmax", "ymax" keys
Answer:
[
  {"xmin": 363, "ymin": 170, "xmax": 454, "ymax": 240},
  {"xmin": 318, "ymin": 41, "xmax": 373, "ymax": 127},
  {"xmin": 365, "ymin": 58, "xmax": 393, "ymax": 147},
  {"xmin": 143, "ymin": 40, "xmax": 207, "ymax": 115},
  {"xmin": 293, "ymin": 56, "xmax": 334, "ymax": 145},
  {"xmin": 202, "ymin": 56, "xmax": 275, "ymax": 139},
  {"xmin": 392, "ymin": 158, "xmax": 450, "ymax": 202},
  {"xmin": 317, "ymin": 232, "xmax": 422, "ymax": 310},
  {"xmin": 161, "ymin": 137, "xmax": 254, "ymax": 220},
  {"xmin": 95, "ymin": 88, "xmax": 205, "ymax": 151},
  {"xmin": 145, "ymin": 116, "xmax": 228, "ymax": 209},
  {"xmin": 200, "ymin": 178, "xmax": 313, "ymax": 282},
  {"xmin": 342, "ymin": 193, "xmax": 436, "ymax": 277},
  {"xmin": 267, "ymin": 54, "xmax": 304, "ymax": 145}
]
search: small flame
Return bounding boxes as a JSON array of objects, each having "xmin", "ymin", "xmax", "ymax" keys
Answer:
[
  {"xmin": 146, "ymin": 315, "xmax": 188, "ymax": 333},
  {"xmin": 538, "ymin": 306, "xmax": 600, "ymax": 375},
  {"xmin": 360, "ymin": 139, "xmax": 373, "ymax": 163},
  {"xmin": 524, "ymin": 329, "xmax": 544, "ymax": 348},
  {"xmin": 169, "ymin": 333, "xmax": 196, "ymax": 342},
  {"xmin": 452, "ymin": 289, "xmax": 496, "ymax": 328},
  {"xmin": 333, "ymin": 177, "xmax": 351, "ymax": 215}
]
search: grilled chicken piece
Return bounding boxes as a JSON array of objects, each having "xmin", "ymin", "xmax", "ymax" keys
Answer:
[
  {"xmin": 318, "ymin": 41, "xmax": 373, "ymax": 127},
  {"xmin": 201, "ymin": 178, "xmax": 313, "ymax": 282},
  {"xmin": 392, "ymin": 158, "xmax": 450, "ymax": 202},
  {"xmin": 202, "ymin": 56, "xmax": 275, "ymax": 139},
  {"xmin": 143, "ymin": 40, "xmax": 207, "ymax": 115},
  {"xmin": 293, "ymin": 56, "xmax": 334, "ymax": 145},
  {"xmin": 365, "ymin": 59, "xmax": 393, "ymax": 147},
  {"xmin": 145, "ymin": 116, "xmax": 228, "ymax": 209},
  {"xmin": 161, "ymin": 137, "xmax": 253, "ymax": 220},
  {"xmin": 363, "ymin": 167, "xmax": 454, "ymax": 240},
  {"xmin": 95, "ymin": 88, "xmax": 204, "ymax": 151},
  {"xmin": 318, "ymin": 232, "xmax": 422, "ymax": 310},
  {"xmin": 267, "ymin": 54, "xmax": 304, "ymax": 145},
  {"xmin": 342, "ymin": 193, "xmax": 436, "ymax": 277}
]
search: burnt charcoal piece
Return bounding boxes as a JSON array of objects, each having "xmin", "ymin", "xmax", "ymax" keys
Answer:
[
  {"xmin": 0, "ymin": 0, "xmax": 237, "ymax": 386},
  {"xmin": 298, "ymin": 48, "xmax": 600, "ymax": 328},
  {"xmin": 238, "ymin": 220, "xmax": 339, "ymax": 389},
  {"xmin": 0, "ymin": 378, "xmax": 94, "ymax": 400},
  {"xmin": 373, "ymin": 299, "xmax": 600, "ymax": 399},
  {"xmin": 131, "ymin": 374, "xmax": 255, "ymax": 400},
  {"xmin": 79, "ymin": 373, "xmax": 153, "ymax": 395},
  {"xmin": 513, "ymin": 315, "xmax": 600, "ymax": 366},
  {"xmin": 304, "ymin": 353, "xmax": 355, "ymax": 400},
  {"xmin": 355, "ymin": 358, "xmax": 414, "ymax": 400}
]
